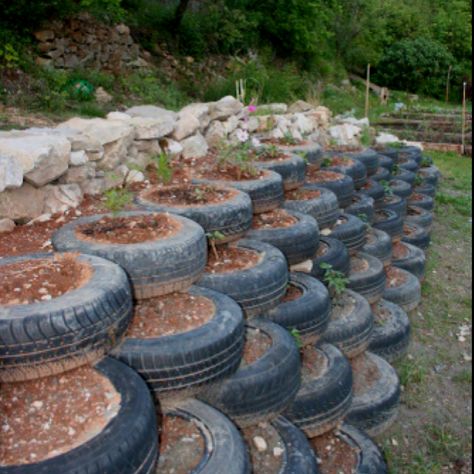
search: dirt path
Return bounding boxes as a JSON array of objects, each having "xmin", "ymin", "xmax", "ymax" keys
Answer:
[{"xmin": 381, "ymin": 152, "xmax": 473, "ymax": 473}]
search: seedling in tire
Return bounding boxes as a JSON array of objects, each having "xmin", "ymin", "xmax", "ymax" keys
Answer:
[
  {"xmin": 153, "ymin": 152, "xmax": 173, "ymax": 184},
  {"xmin": 414, "ymin": 175, "xmax": 424, "ymax": 187},
  {"xmin": 381, "ymin": 180, "xmax": 394, "ymax": 197},
  {"xmin": 320, "ymin": 263, "xmax": 349, "ymax": 297},
  {"xmin": 104, "ymin": 188, "xmax": 133, "ymax": 215},
  {"xmin": 290, "ymin": 328, "xmax": 304, "ymax": 351},
  {"xmin": 207, "ymin": 231, "xmax": 226, "ymax": 260},
  {"xmin": 357, "ymin": 213, "xmax": 371, "ymax": 228}
]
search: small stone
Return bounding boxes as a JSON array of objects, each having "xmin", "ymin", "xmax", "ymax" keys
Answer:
[
  {"xmin": 32, "ymin": 401, "xmax": 44, "ymax": 410},
  {"xmin": 273, "ymin": 447, "xmax": 284, "ymax": 457},
  {"xmin": 0, "ymin": 218, "xmax": 15, "ymax": 234},
  {"xmin": 253, "ymin": 436, "xmax": 268, "ymax": 453}
]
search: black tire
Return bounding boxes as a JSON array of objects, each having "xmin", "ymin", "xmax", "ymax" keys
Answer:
[
  {"xmin": 52, "ymin": 211, "xmax": 207, "ymax": 300},
  {"xmin": 325, "ymin": 157, "xmax": 368, "ymax": 190},
  {"xmin": 378, "ymin": 154, "xmax": 395, "ymax": 171},
  {"xmin": 393, "ymin": 168, "xmax": 416, "ymax": 185},
  {"xmin": 2, "ymin": 358, "xmax": 158, "ymax": 474},
  {"xmin": 389, "ymin": 179, "xmax": 412, "ymax": 199},
  {"xmin": 193, "ymin": 170, "xmax": 284, "ymax": 214},
  {"xmin": 369, "ymin": 299, "xmax": 411, "ymax": 363},
  {"xmin": 322, "ymin": 290, "xmax": 374, "ymax": 359},
  {"xmin": 408, "ymin": 193, "xmax": 435, "ymax": 212},
  {"xmin": 398, "ymin": 157, "xmax": 419, "ymax": 173},
  {"xmin": 200, "ymin": 319, "xmax": 301, "ymax": 427},
  {"xmin": 135, "ymin": 185, "xmax": 253, "ymax": 244},
  {"xmin": 112, "ymin": 286, "xmax": 245, "ymax": 399},
  {"xmin": 284, "ymin": 344, "xmax": 353, "ymax": 437},
  {"xmin": 372, "ymin": 167, "xmax": 391, "ymax": 183},
  {"xmin": 284, "ymin": 186, "xmax": 340, "ymax": 230},
  {"xmin": 413, "ymin": 183, "xmax": 436, "ymax": 198},
  {"xmin": 312, "ymin": 237, "xmax": 351, "ymax": 280},
  {"xmin": 197, "ymin": 239, "xmax": 289, "ymax": 318},
  {"xmin": 257, "ymin": 154, "xmax": 307, "ymax": 191},
  {"xmin": 280, "ymin": 142, "xmax": 324, "ymax": 167},
  {"xmin": 0, "ymin": 253, "xmax": 133, "ymax": 383},
  {"xmin": 361, "ymin": 179, "xmax": 385, "ymax": 208},
  {"xmin": 393, "ymin": 242, "xmax": 427, "ymax": 281},
  {"xmin": 163, "ymin": 400, "xmax": 250, "ymax": 474},
  {"xmin": 305, "ymin": 169, "xmax": 355, "ymax": 208},
  {"xmin": 373, "ymin": 210, "xmax": 403, "ymax": 242},
  {"xmin": 384, "ymin": 267, "xmax": 421, "ymax": 312},
  {"xmin": 419, "ymin": 166, "xmax": 441, "ymax": 187},
  {"xmin": 348, "ymin": 253, "xmax": 386, "ymax": 304},
  {"xmin": 402, "ymin": 222, "xmax": 431, "ymax": 250},
  {"xmin": 267, "ymin": 273, "xmax": 331, "ymax": 345},
  {"xmin": 247, "ymin": 210, "xmax": 320, "ymax": 266},
  {"xmin": 330, "ymin": 213, "xmax": 368, "ymax": 253},
  {"xmin": 376, "ymin": 147, "xmax": 399, "ymax": 162},
  {"xmin": 312, "ymin": 424, "xmax": 388, "ymax": 474},
  {"xmin": 405, "ymin": 205, "xmax": 434, "ymax": 230},
  {"xmin": 381, "ymin": 194, "xmax": 408, "ymax": 219},
  {"xmin": 268, "ymin": 417, "xmax": 320, "ymax": 474},
  {"xmin": 347, "ymin": 352, "xmax": 401, "ymax": 437},
  {"xmin": 362, "ymin": 229, "xmax": 393, "ymax": 268},
  {"xmin": 352, "ymin": 149, "xmax": 380, "ymax": 176},
  {"xmin": 399, "ymin": 146, "xmax": 423, "ymax": 165},
  {"xmin": 345, "ymin": 193, "xmax": 375, "ymax": 225}
]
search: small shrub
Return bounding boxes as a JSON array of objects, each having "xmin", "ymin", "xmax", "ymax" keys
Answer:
[
  {"xmin": 104, "ymin": 187, "xmax": 133, "ymax": 215},
  {"xmin": 320, "ymin": 263, "xmax": 349, "ymax": 296}
]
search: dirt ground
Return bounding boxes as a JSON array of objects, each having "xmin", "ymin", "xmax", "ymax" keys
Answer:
[{"xmin": 380, "ymin": 152, "xmax": 473, "ymax": 474}]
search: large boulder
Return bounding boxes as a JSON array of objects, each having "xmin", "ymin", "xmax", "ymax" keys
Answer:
[
  {"xmin": 0, "ymin": 183, "xmax": 46, "ymax": 222},
  {"xmin": 209, "ymin": 96, "xmax": 243, "ymax": 121},
  {"xmin": 126, "ymin": 105, "xmax": 178, "ymax": 122},
  {"xmin": 181, "ymin": 133, "xmax": 209, "ymax": 159},
  {"xmin": 131, "ymin": 116, "xmax": 176, "ymax": 140},
  {"xmin": 0, "ymin": 156, "xmax": 23, "ymax": 192},
  {"xmin": 288, "ymin": 100, "xmax": 314, "ymax": 114},
  {"xmin": 179, "ymin": 103, "xmax": 211, "ymax": 130},
  {"xmin": 43, "ymin": 184, "xmax": 83, "ymax": 214},
  {"xmin": 205, "ymin": 121, "xmax": 227, "ymax": 147},
  {"xmin": 0, "ymin": 133, "xmax": 70, "ymax": 187},
  {"xmin": 329, "ymin": 124, "xmax": 362, "ymax": 146},
  {"xmin": 172, "ymin": 112, "xmax": 201, "ymax": 141},
  {"xmin": 0, "ymin": 218, "xmax": 15, "ymax": 234}
]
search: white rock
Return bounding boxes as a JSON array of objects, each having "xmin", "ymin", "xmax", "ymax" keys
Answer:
[
  {"xmin": 291, "ymin": 113, "xmax": 315, "ymax": 135},
  {"xmin": 210, "ymin": 96, "xmax": 243, "ymax": 121},
  {"xmin": 27, "ymin": 213, "xmax": 52, "ymax": 225},
  {"xmin": 223, "ymin": 116, "xmax": 240, "ymax": 135},
  {"xmin": 126, "ymin": 105, "xmax": 178, "ymax": 122},
  {"xmin": 0, "ymin": 218, "xmax": 15, "ymax": 233},
  {"xmin": 181, "ymin": 133, "xmax": 209, "ymax": 159},
  {"xmin": 0, "ymin": 184, "xmax": 46, "ymax": 222},
  {"xmin": 179, "ymin": 103, "xmax": 211, "ymax": 130},
  {"xmin": 60, "ymin": 164, "xmax": 96, "ymax": 184},
  {"xmin": 259, "ymin": 103, "xmax": 288, "ymax": 114},
  {"xmin": 205, "ymin": 121, "xmax": 227, "ymax": 147},
  {"xmin": 80, "ymin": 178, "xmax": 107, "ymax": 196},
  {"xmin": 253, "ymin": 437, "xmax": 268, "ymax": 453},
  {"xmin": 288, "ymin": 100, "xmax": 314, "ymax": 114},
  {"xmin": 106, "ymin": 112, "xmax": 132, "ymax": 121},
  {"xmin": 375, "ymin": 132, "xmax": 400, "ymax": 145},
  {"xmin": 43, "ymin": 184, "xmax": 83, "ymax": 214},
  {"xmin": 160, "ymin": 139, "xmax": 183, "ymax": 156},
  {"xmin": 273, "ymin": 447, "xmax": 285, "ymax": 457},
  {"xmin": 329, "ymin": 124, "xmax": 362, "ymax": 146},
  {"xmin": 336, "ymin": 116, "xmax": 370, "ymax": 128},
  {"xmin": 0, "ymin": 156, "xmax": 23, "ymax": 192},
  {"xmin": 290, "ymin": 260, "xmax": 313, "ymax": 273},
  {"xmin": 70, "ymin": 150, "xmax": 89, "ymax": 166},
  {"xmin": 131, "ymin": 116, "xmax": 176, "ymax": 140},
  {"xmin": 173, "ymin": 112, "xmax": 201, "ymax": 141},
  {"xmin": 305, "ymin": 107, "xmax": 332, "ymax": 129},
  {"xmin": 95, "ymin": 87, "xmax": 113, "ymax": 104},
  {"xmin": 248, "ymin": 117, "xmax": 260, "ymax": 133}
]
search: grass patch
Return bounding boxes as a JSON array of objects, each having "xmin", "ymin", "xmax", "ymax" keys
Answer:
[{"xmin": 452, "ymin": 369, "xmax": 473, "ymax": 386}]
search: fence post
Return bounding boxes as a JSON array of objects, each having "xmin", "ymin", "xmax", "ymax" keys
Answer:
[
  {"xmin": 365, "ymin": 64, "xmax": 371, "ymax": 118},
  {"xmin": 462, "ymin": 82, "xmax": 467, "ymax": 155},
  {"xmin": 446, "ymin": 65, "xmax": 453, "ymax": 103}
]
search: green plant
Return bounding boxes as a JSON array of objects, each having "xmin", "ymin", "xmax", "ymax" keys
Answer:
[
  {"xmin": 0, "ymin": 43, "xmax": 21, "ymax": 69},
  {"xmin": 290, "ymin": 328, "xmax": 304, "ymax": 349},
  {"xmin": 414, "ymin": 175, "xmax": 424, "ymax": 187},
  {"xmin": 360, "ymin": 126, "xmax": 372, "ymax": 147},
  {"xmin": 320, "ymin": 263, "xmax": 349, "ymax": 296},
  {"xmin": 206, "ymin": 231, "xmax": 226, "ymax": 260},
  {"xmin": 104, "ymin": 187, "xmax": 133, "ymax": 215},
  {"xmin": 357, "ymin": 213, "xmax": 370, "ymax": 225},
  {"xmin": 153, "ymin": 152, "xmax": 173, "ymax": 184},
  {"xmin": 321, "ymin": 158, "xmax": 332, "ymax": 168},
  {"xmin": 381, "ymin": 180, "xmax": 394, "ymax": 197}
]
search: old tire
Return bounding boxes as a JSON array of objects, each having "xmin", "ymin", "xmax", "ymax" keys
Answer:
[
  {"xmin": 348, "ymin": 253, "xmax": 386, "ymax": 304},
  {"xmin": 381, "ymin": 195, "xmax": 408, "ymax": 219},
  {"xmin": 163, "ymin": 400, "xmax": 250, "ymax": 474},
  {"xmin": 52, "ymin": 211, "xmax": 207, "ymax": 300},
  {"xmin": 280, "ymin": 142, "xmax": 324, "ymax": 167},
  {"xmin": 378, "ymin": 154, "xmax": 395, "ymax": 172},
  {"xmin": 111, "ymin": 286, "xmax": 245, "ymax": 400},
  {"xmin": 246, "ymin": 210, "xmax": 320, "ymax": 266},
  {"xmin": 0, "ymin": 253, "xmax": 133, "ymax": 383},
  {"xmin": 389, "ymin": 179, "xmax": 412, "ymax": 200},
  {"xmin": 322, "ymin": 290, "xmax": 374, "ymax": 359},
  {"xmin": 194, "ymin": 171, "xmax": 284, "ymax": 214},
  {"xmin": 257, "ymin": 154, "xmax": 306, "ymax": 191},
  {"xmin": 405, "ymin": 205, "xmax": 434, "ymax": 231},
  {"xmin": 345, "ymin": 193, "xmax": 375, "ymax": 225},
  {"xmin": 408, "ymin": 193, "xmax": 435, "ymax": 212},
  {"xmin": 393, "ymin": 242, "xmax": 427, "ymax": 281},
  {"xmin": 2, "ymin": 357, "xmax": 158, "ymax": 474},
  {"xmin": 352, "ymin": 149, "xmax": 380, "ymax": 177},
  {"xmin": 384, "ymin": 267, "xmax": 422, "ymax": 312},
  {"xmin": 419, "ymin": 166, "xmax": 441, "ymax": 187},
  {"xmin": 305, "ymin": 170, "xmax": 355, "ymax": 208},
  {"xmin": 402, "ymin": 222, "xmax": 431, "ymax": 250},
  {"xmin": 330, "ymin": 214, "xmax": 368, "ymax": 253},
  {"xmin": 347, "ymin": 352, "xmax": 401, "ymax": 437},
  {"xmin": 362, "ymin": 229, "xmax": 393, "ymax": 268},
  {"xmin": 200, "ymin": 319, "xmax": 301, "ymax": 427},
  {"xmin": 325, "ymin": 158, "xmax": 368, "ymax": 190},
  {"xmin": 373, "ymin": 210, "xmax": 403, "ymax": 242},
  {"xmin": 284, "ymin": 187, "xmax": 340, "ymax": 230},
  {"xmin": 413, "ymin": 183, "xmax": 436, "ymax": 198},
  {"xmin": 267, "ymin": 273, "xmax": 331, "ymax": 345},
  {"xmin": 312, "ymin": 237, "xmax": 351, "ymax": 280},
  {"xmin": 369, "ymin": 299, "xmax": 411, "ymax": 363},
  {"xmin": 197, "ymin": 239, "xmax": 288, "ymax": 318},
  {"xmin": 361, "ymin": 179, "xmax": 385, "ymax": 208},
  {"xmin": 398, "ymin": 157, "xmax": 419, "ymax": 173},
  {"xmin": 372, "ymin": 167, "xmax": 391, "ymax": 183},
  {"xmin": 135, "ymin": 185, "xmax": 253, "ymax": 244},
  {"xmin": 284, "ymin": 344, "xmax": 353, "ymax": 438}
]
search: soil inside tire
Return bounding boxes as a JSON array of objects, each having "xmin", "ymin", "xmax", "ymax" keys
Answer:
[
  {"xmin": 205, "ymin": 246, "xmax": 261, "ymax": 274},
  {"xmin": 192, "ymin": 153, "xmax": 265, "ymax": 181},
  {"xmin": 386, "ymin": 267, "xmax": 408, "ymax": 288},
  {"xmin": 0, "ymin": 254, "xmax": 92, "ymax": 306},
  {"xmin": 350, "ymin": 353, "xmax": 381, "ymax": 396},
  {"xmin": 392, "ymin": 242, "xmax": 410, "ymax": 259},
  {"xmin": 140, "ymin": 184, "xmax": 234, "ymax": 207},
  {"xmin": 282, "ymin": 284, "xmax": 304, "ymax": 303},
  {"xmin": 0, "ymin": 366, "xmax": 121, "ymax": 466},
  {"xmin": 126, "ymin": 293, "xmax": 216, "ymax": 339},
  {"xmin": 252, "ymin": 209, "xmax": 298, "ymax": 229},
  {"xmin": 310, "ymin": 430, "xmax": 360, "ymax": 474},
  {"xmin": 157, "ymin": 415, "xmax": 206, "ymax": 474},
  {"xmin": 76, "ymin": 214, "xmax": 180, "ymax": 244},
  {"xmin": 326, "ymin": 157, "xmax": 355, "ymax": 168},
  {"xmin": 351, "ymin": 257, "xmax": 370, "ymax": 274},
  {"xmin": 242, "ymin": 423, "xmax": 285, "ymax": 473},
  {"xmin": 257, "ymin": 150, "xmax": 293, "ymax": 162},
  {"xmin": 372, "ymin": 302, "xmax": 392, "ymax": 326},
  {"xmin": 316, "ymin": 241, "xmax": 330, "ymax": 257},
  {"xmin": 242, "ymin": 328, "xmax": 272, "ymax": 366},
  {"xmin": 301, "ymin": 346, "xmax": 328, "ymax": 382},
  {"xmin": 285, "ymin": 189, "xmax": 322, "ymax": 201},
  {"xmin": 331, "ymin": 293, "xmax": 357, "ymax": 321},
  {"xmin": 306, "ymin": 169, "xmax": 346, "ymax": 183}
]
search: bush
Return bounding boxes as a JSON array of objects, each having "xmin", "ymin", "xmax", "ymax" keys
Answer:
[{"xmin": 374, "ymin": 38, "xmax": 456, "ymax": 99}]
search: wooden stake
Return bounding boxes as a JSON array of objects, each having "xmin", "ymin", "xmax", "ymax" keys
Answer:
[
  {"xmin": 446, "ymin": 65, "xmax": 453, "ymax": 103},
  {"xmin": 462, "ymin": 82, "xmax": 467, "ymax": 155},
  {"xmin": 365, "ymin": 64, "xmax": 371, "ymax": 118}
]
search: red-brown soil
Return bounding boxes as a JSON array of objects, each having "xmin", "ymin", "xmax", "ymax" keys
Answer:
[
  {"xmin": 301, "ymin": 346, "xmax": 328, "ymax": 382},
  {"xmin": 0, "ymin": 254, "xmax": 92, "ymax": 306},
  {"xmin": 205, "ymin": 246, "xmax": 261, "ymax": 274},
  {"xmin": 351, "ymin": 257, "xmax": 370, "ymax": 274},
  {"xmin": 126, "ymin": 293, "xmax": 216, "ymax": 339},
  {"xmin": 285, "ymin": 189, "xmax": 322, "ymax": 201},
  {"xmin": 282, "ymin": 285, "xmax": 304, "ymax": 303},
  {"xmin": 0, "ymin": 366, "xmax": 121, "ymax": 466},
  {"xmin": 386, "ymin": 267, "xmax": 408, "ymax": 288},
  {"xmin": 351, "ymin": 353, "xmax": 381, "ymax": 396},
  {"xmin": 243, "ymin": 328, "xmax": 272, "ymax": 365},
  {"xmin": 392, "ymin": 242, "xmax": 410, "ymax": 259},
  {"xmin": 306, "ymin": 168, "xmax": 345, "ymax": 183},
  {"xmin": 252, "ymin": 209, "xmax": 298, "ymax": 230}
]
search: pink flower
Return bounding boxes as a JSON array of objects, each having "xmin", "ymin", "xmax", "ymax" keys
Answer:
[{"xmin": 248, "ymin": 105, "xmax": 257, "ymax": 113}]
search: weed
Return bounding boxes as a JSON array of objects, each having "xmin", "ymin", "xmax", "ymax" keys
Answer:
[
  {"xmin": 152, "ymin": 152, "xmax": 173, "ymax": 185},
  {"xmin": 320, "ymin": 263, "xmax": 349, "ymax": 296},
  {"xmin": 396, "ymin": 358, "xmax": 428, "ymax": 387},
  {"xmin": 290, "ymin": 328, "xmax": 304, "ymax": 350},
  {"xmin": 206, "ymin": 231, "xmax": 226, "ymax": 260},
  {"xmin": 452, "ymin": 369, "xmax": 473, "ymax": 385},
  {"xmin": 381, "ymin": 180, "xmax": 394, "ymax": 196},
  {"xmin": 104, "ymin": 188, "xmax": 133, "ymax": 215}
]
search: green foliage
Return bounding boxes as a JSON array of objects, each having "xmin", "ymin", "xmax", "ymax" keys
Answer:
[
  {"xmin": 320, "ymin": 263, "xmax": 349, "ymax": 296},
  {"xmin": 290, "ymin": 328, "xmax": 304, "ymax": 349},
  {"xmin": 381, "ymin": 180, "xmax": 394, "ymax": 196},
  {"xmin": 104, "ymin": 187, "xmax": 133, "ymax": 215},
  {"xmin": 152, "ymin": 153, "xmax": 173, "ymax": 184}
]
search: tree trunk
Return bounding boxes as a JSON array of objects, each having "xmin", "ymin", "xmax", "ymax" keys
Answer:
[{"xmin": 172, "ymin": 0, "xmax": 191, "ymax": 32}]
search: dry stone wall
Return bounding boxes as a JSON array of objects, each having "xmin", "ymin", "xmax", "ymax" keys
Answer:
[{"xmin": 0, "ymin": 97, "xmax": 339, "ymax": 230}]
